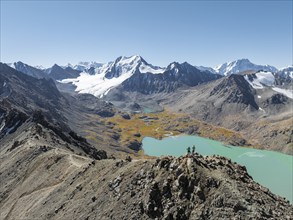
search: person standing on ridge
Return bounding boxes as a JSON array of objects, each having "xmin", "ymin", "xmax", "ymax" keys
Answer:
[
  {"xmin": 192, "ymin": 145, "xmax": 196, "ymax": 154},
  {"xmin": 187, "ymin": 146, "xmax": 191, "ymax": 155}
]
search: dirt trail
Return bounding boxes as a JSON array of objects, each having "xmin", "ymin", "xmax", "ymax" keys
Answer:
[{"xmin": 54, "ymin": 148, "xmax": 89, "ymax": 168}]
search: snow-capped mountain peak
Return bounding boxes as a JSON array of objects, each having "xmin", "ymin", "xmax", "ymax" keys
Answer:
[
  {"xmin": 6, "ymin": 61, "xmax": 48, "ymax": 79},
  {"xmin": 60, "ymin": 55, "xmax": 165, "ymax": 97},
  {"xmin": 94, "ymin": 55, "xmax": 165, "ymax": 78},
  {"xmin": 166, "ymin": 61, "xmax": 204, "ymax": 74},
  {"xmin": 99, "ymin": 55, "xmax": 143, "ymax": 79},
  {"xmin": 165, "ymin": 62, "xmax": 182, "ymax": 74},
  {"xmin": 166, "ymin": 62, "xmax": 179, "ymax": 69},
  {"xmin": 214, "ymin": 58, "xmax": 278, "ymax": 76}
]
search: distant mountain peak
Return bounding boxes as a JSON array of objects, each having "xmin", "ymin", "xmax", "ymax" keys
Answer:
[
  {"xmin": 167, "ymin": 62, "xmax": 200, "ymax": 73},
  {"xmin": 62, "ymin": 61, "xmax": 103, "ymax": 72},
  {"xmin": 15, "ymin": 61, "xmax": 25, "ymax": 65},
  {"xmin": 113, "ymin": 55, "xmax": 147, "ymax": 68},
  {"xmin": 5, "ymin": 61, "xmax": 48, "ymax": 79},
  {"xmin": 52, "ymin": 63, "xmax": 59, "ymax": 67},
  {"xmin": 167, "ymin": 61, "xmax": 179, "ymax": 68},
  {"xmin": 215, "ymin": 59, "xmax": 277, "ymax": 76}
]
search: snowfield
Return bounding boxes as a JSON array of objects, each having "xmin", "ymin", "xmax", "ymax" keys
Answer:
[
  {"xmin": 272, "ymin": 87, "xmax": 293, "ymax": 99},
  {"xmin": 61, "ymin": 72, "xmax": 133, "ymax": 98},
  {"xmin": 244, "ymin": 71, "xmax": 275, "ymax": 89},
  {"xmin": 244, "ymin": 71, "xmax": 293, "ymax": 99}
]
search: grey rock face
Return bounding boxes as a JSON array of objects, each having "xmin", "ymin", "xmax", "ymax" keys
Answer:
[
  {"xmin": 45, "ymin": 64, "xmax": 81, "ymax": 80},
  {"xmin": 13, "ymin": 61, "xmax": 48, "ymax": 79},
  {"xmin": 122, "ymin": 62, "xmax": 221, "ymax": 94},
  {"xmin": 210, "ymin": 74, "xmax": 259, "ymax": 109}
]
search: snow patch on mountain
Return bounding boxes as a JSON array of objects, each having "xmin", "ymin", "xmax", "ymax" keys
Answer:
[
  {"xmin": 272, "ymin": 87, "xmax": 293, "ymax": 99},
  {"xmin": 139, "ymin": 62, "xmax": 165, "ymax": 74},
  {"xmin": 6, "ymin": 63, "xmax": 15, "ymax": 69},
  {"xmin": 244, "ymin": 71, "xmax": 292, "ymax": 99},
  {"xmin": 94, "ymin": 63, "xmax": 112, "ymax": 75},
  {"xmin": 61, "ymin": 71, "xmax": 133, "ymax": 98},
  {"xmin": 244, "ymin": 71, "xmax": 275, "ymax": 89},
  {"xmin": 166, "ymin": 63, "xmax": 179, "ymax": 73}
]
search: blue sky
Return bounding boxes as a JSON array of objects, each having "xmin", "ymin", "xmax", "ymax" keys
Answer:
[{"xmin": 1, "ymin": 1, "xmax": 292, "ymax": 68}]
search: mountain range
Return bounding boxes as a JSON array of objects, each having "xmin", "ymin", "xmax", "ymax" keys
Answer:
[
  {"xmin": 1, "ymin": 59, "xmax": 293, "ymax": 219},
  {"xmin": 7, "ymin": 56, "xmax": 293, "ymax": 98},
  {"xmin": 4, "ymin": 56, "xmax": 293, "ymax": 155}
]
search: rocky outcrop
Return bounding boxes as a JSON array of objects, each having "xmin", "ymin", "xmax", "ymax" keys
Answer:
[
  {"xmin": 263, "ymin": 93, "xmax": 288, "ymax": 106},
  {"xmin": 107, "ymin": 155, "xmax": 293, "ymax": 219},
  {"xmin": 127, "ymin": 140, "xmax": 141, "ymax": 151},
  {"xmin": 0, "ymin": 107, "xmax": 28, "ymax": 139},
  {"xmin": 121, "ymin": 113, "xmax": 131, "ymax": 120}
]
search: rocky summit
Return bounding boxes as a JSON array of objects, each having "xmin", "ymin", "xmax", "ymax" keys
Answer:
[{"xmin": 1, "ymin": 135, "xmax": 292, "ymax": 220}]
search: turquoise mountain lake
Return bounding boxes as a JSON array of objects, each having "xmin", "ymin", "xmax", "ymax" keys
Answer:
[{"xmin": 142, "ymin": 135, "xmax": 293, "ymax": 203}]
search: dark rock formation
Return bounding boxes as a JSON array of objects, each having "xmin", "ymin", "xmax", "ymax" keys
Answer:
[
  {"xmin": 264, "ymin": 93, "xmax": 288, "ymax": 106},
  {"xmin": 127, "ymin": 140, "xmax": 141, "ymax": 151},
  {"xmin": 121, "ymin": 113, "xmax": 131, "ymax": 120}
]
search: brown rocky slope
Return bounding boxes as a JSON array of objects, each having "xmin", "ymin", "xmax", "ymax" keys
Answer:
[{"xmin": 1, "ymin": 126, "xmax": 292, "ymax": 220}]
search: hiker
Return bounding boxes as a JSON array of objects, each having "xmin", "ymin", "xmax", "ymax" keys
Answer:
[
  {"xmin": 192, "ymin": 145, "xmax": 196, "ymax": 154},
  {"xmin": 187, "ymin": 146, "xmax": 191, "ymax": 155}
]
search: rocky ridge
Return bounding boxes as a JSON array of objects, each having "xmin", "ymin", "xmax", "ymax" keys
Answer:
[{"xmin": 1, "ymin": 140, "xmax": 292, "ymax": 220}]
